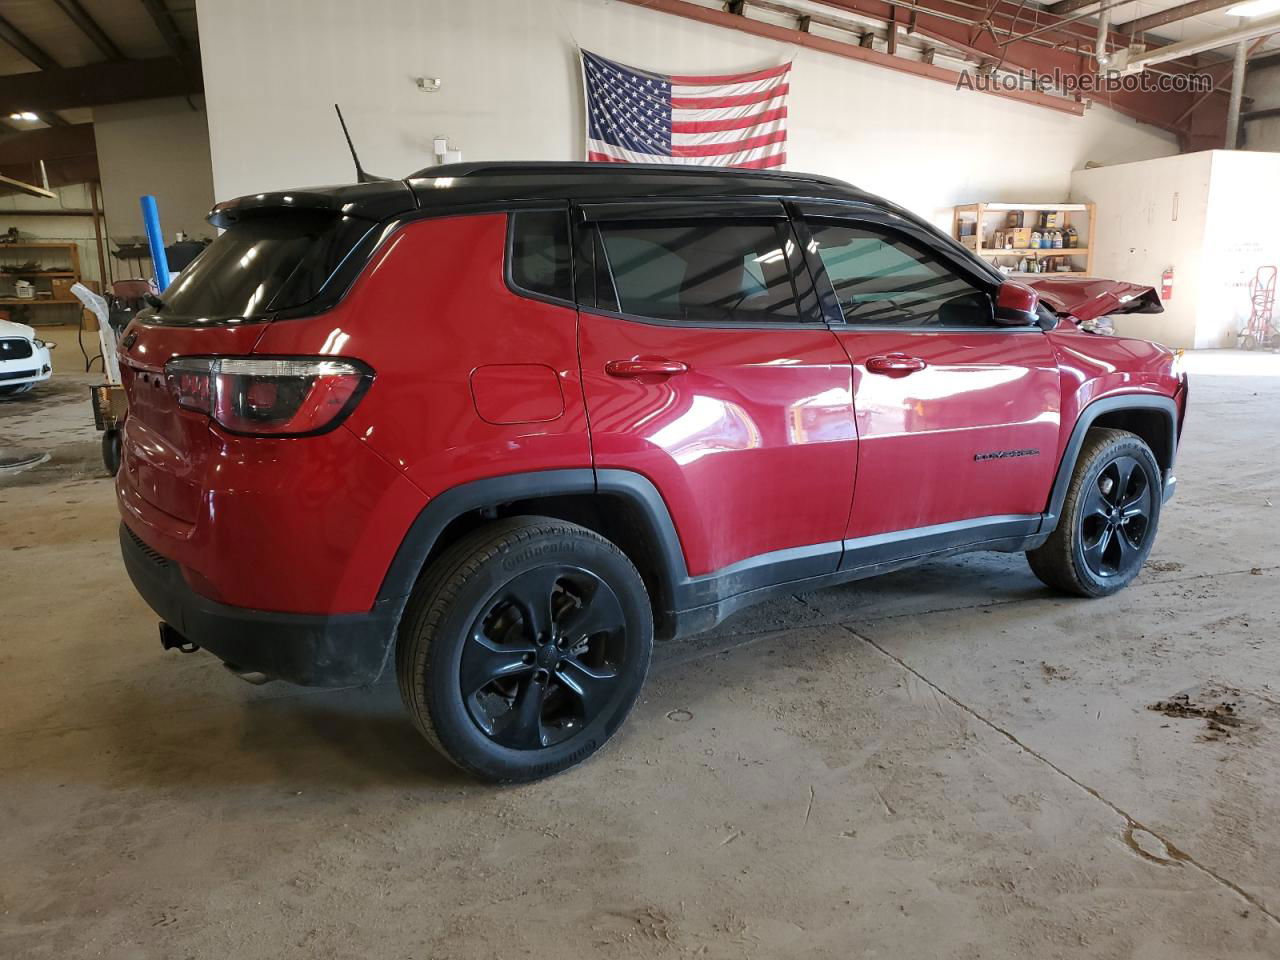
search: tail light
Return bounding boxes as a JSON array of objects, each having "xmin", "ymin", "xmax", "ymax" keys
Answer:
[{"xmin": 164, "ymin": 356, "xmax": 372, "ymax": 436}]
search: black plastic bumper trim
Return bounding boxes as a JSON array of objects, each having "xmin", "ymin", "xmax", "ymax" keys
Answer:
[{"xmin": 120, "ymin": 523, "xmax": 397, "ymax": 687}]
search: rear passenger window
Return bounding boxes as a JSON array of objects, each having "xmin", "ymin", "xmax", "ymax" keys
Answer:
[
  {"xmin": 594, "ymin": 220, "xmax": 806, "ymax": 324},
  {"xmin": 509, "ymin": 211, "xmax": 572, "ymax": 302}
]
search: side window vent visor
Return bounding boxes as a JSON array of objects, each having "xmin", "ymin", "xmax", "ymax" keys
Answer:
[{"xmin": 578, "ymin": 200, "xmax": 787, "ymax": 222}]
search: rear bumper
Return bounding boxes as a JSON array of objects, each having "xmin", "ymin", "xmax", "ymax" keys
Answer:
[{"xmin": 120, "ymin": 523, "xmax": 399, "ymax": 686}]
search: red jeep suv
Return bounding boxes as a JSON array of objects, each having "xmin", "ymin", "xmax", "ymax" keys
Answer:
[{"xmin": 117, "ymin": 163, "xmax": 1187, "ymax": 781}]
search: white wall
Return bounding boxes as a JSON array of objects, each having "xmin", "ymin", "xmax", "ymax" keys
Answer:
[
  {"xmin": 1071, "ymin": 150, "xmax": 1280, "ymax": 349},
  {"xmin": 94, "ymin": 96, "xmax": 216, "ymax": 243},
  {"xmin": 1200, "ymin": 150, "xmax": 1280, "ymax": 347},
  {"xmin": 1070, "ymin": 152, "xmax": 1213, "ymax": 348},
  {"xmin": 195, "ymin": 0, "xmax": 1177, "ymax": 229}
]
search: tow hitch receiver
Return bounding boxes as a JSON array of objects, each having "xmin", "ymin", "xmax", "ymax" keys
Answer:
[{"xmin": 159, "ymin": 622, "xmax": 199, "ymax": 653}]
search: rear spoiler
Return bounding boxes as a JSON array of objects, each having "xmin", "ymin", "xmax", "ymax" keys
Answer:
[{"xmin": 207, "ymin": 181, "xmax": 417, "ymax": 229}]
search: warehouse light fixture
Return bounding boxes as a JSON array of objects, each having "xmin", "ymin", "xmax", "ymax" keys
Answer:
[
  {"xmin": 8, "ymin": 111, "xmax": 38, "ymax": 121},
  {"xmin": 1226, "ymin": 0, "xmax": 1280, "ymax": 15}
]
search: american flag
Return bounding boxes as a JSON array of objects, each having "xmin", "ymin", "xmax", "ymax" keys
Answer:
[{"xmin": 582, "ymin": 50, "xmax": 791, "ymax": 169}]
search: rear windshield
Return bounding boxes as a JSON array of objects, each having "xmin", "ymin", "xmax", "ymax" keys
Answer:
[{"xmin": 154, "ymin": 212, "xmax": 373, "ymax": 323}]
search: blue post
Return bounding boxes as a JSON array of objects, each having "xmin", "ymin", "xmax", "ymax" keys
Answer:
[{"xmin": 140, "ymin": 195, "xmax": 172, "ymax": 291}]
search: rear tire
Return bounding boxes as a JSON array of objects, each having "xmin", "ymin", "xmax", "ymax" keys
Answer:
[
  {"xmin": 1027, "ymin": 428, "xmax": 1162, "ymax": 597},
  {"xmin": 102, "ymin": 428, "xmax": 121, "ymax": 476},
  {"xmin": 396, "ymin": 517, "xmax": 653, "ymax": 783}
]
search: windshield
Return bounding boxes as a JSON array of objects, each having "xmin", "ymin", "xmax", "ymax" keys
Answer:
[{"xmin": 155, "ymin": 212, "xmax": 373, "ymax": 323}]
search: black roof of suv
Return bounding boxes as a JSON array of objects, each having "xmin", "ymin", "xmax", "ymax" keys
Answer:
[{"xmin": 209, "ymin": 161, "xmax": 886, "ymax": 228}]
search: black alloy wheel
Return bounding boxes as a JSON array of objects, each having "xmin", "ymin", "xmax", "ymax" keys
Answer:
[
  {"xmin": 1026, "ymin": 427, "xmax": 1163, "ymax": 597},
  {"xmin": 462, "ymin": 565, "xmax": 628, "ymax": 750},
  {"xmin": 397, "ymin": 517, "xmax": 652, "ymax": 782},
  {"xmin": 1078, "ymin": 454, "xmax": 1153, "ymax": 579}
]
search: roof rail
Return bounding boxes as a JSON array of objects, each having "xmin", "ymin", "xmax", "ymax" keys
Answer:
[{"xmin": 407, "ymin": 160, "xmax": 847, "ymax": 187}]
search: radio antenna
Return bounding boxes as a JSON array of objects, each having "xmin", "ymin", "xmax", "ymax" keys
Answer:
[{"xmin": 334, "ymin": 104, "xmax": 389, "ymax": 183}]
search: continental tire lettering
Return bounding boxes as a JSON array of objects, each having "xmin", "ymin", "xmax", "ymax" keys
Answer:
[
  {"xmin": 529, "ymin": 739, "xmax": 598, "ymax": 776},
  {"xmin": 502, "ymin": 541, "xmax": 577, "ymax": 570}
]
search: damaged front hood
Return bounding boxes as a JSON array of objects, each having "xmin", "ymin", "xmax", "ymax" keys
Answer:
[{"xmin": 1027, "ymin": 277, "xmax": 1162, "ymax": 323}]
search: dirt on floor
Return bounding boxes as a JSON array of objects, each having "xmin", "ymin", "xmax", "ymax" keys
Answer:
[{"xmin": 2, "ymin": 349, "xmax": 1279, "ymax": 959}]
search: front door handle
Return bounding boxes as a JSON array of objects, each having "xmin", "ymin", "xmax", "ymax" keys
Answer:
[
  {"xmin": 605, "ymin": 358, "xmax": 689, "ymax": 379},
  {"xmin": 866, "ymin": 354, "xmax": 927, "ymax": 376}
]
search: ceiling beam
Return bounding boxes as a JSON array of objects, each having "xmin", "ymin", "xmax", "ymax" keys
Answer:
[
  {"xmin": 1171, "ymin": 35, "xmax": 1268, "ymax": 125},
  {"xmin": 0, "ymin": 155, "xmax": 98, "ymax": 190},
  {"xmin": 0, "ymin": 14, "xmax": 70, "ymax": 127},
  {"xmin": 812, "ymin": 0, "xmax": 1213, "ymax": 130},
  {"xmin": 0, "ymin": 57, "xmax": 201, "ymax": 114},
  {"xmin": 0, "ymin": 123, "xmax": 95, "ymax": 166},
  {"xmin": 615, "ymin": 0, "xmax": 1085, "ymax": 115},
  {"xmin": 1045, "ymin": 0, "xmax": 1119, "ymax": 16},
  {"xmin": 1119, "ymin": 0, "xmax": 1244, "ymax": 35},
  {"xmin": 51, "ymin": 0, "xmax": 124, "ymax": 60},
  {"xmin": 139, "ymin": 0, "xmax": 192, "ymax": 63},
  {"xmin": 0, "ymin": 13, "xmax": 57, "ymax": 68},
  {"xmin": 0, "ymin": 124, "xmax": 98, "ymax": 191},
  {"xmin": 1243, "ymin": 105, "xmax": 1280, "ymax": 120},
  {"xmin": 1114, "ymin": 13, "xmax": 1280, "ymax": 72},
  {"xmin": 813, "ymin": 0, "xmax": 1218, "ymax": 76}
]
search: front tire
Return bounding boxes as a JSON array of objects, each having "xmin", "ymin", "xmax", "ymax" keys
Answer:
[
  {"xmin": 396, "ymin": 517, "xmax": 653, "ymax": 783},
  {"xmin": 1027, "ymin": 428, "xmax": 1162, "ymax": 597}
]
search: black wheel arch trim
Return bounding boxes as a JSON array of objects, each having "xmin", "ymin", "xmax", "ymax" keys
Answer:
[
  {"xmin": 375, "ymin": 468, "xmax": 688, "ymax": 605},
  {"xmin": 1044, "ymin": 394, "xmax": 1178, "ymax": 528},
  {"xmin": 379, "ymin": 468, "xmax": 596, "ymax": 601}
]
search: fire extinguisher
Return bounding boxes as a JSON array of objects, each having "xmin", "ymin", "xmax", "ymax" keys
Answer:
[{"xmin": 1161, "ymin": 267, "xmax": 1174, "ymax": 301}]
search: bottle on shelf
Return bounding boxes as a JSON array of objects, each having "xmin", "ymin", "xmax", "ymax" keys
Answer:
[
  {"xmin": 1065, "ymin": 224, "xmax": 1079, "ymax": 248},
  {"xmin": 1030, "ymin": 231, "xmax": 1042, "ymax": 249}
]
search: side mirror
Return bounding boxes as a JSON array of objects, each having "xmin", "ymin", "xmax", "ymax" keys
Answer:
[
  {"xmin": 937, "ymin": 290, "xmax": 995, "ymax": 327},
  {"xmin": 995, "ymin": 281, "xmax": 1040, "ymax": 326}
]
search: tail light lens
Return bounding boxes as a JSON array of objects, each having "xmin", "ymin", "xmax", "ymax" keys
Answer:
[{"xmin": 164, "ymin": 357, "xmax": 372, "ymax": 436}]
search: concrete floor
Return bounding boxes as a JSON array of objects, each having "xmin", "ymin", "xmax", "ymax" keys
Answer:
[{"xmin": 2, "ymin": 343, "xmax": 1278, "ymax": 959}]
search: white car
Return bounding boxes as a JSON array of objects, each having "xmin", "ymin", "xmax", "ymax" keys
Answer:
[{"xmin": 0, "ymin": 317, "xmax": 53, "ymax": 397}]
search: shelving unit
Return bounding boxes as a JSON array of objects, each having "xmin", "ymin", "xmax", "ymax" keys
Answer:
[
  {"xmin": 0, "ymin": 242, "xmax": 84, "ymax": 324},
  {"xmin": 952, "ymin": 202, "xmax": 1096, "ymax": 278}
]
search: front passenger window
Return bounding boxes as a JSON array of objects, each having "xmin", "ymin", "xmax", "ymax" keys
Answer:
[{"xmin": 807, "ymin": 223, "xmax": 992, "ymax": 327}]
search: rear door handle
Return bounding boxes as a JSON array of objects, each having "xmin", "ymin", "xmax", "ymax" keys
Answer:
[
  {"xmin": 866, "ymin": 354, "xmax": 927, "ymax": 375},
  {"xmin": 605, "ymin": 358, "xmax": 689, "ymax": 378}
]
